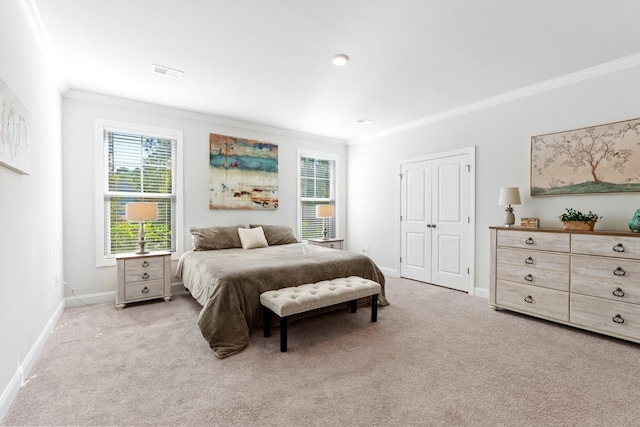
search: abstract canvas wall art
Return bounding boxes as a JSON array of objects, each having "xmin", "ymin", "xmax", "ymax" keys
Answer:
[
  {"xmin": 0, "ymin": 78, "xmax": 31, "ymax": 175},
  {"xmin": 209, "ymin": 133, "xmax": 278, "ymax": 209},
  {"xmin": 531, "ymin": 117, "xmax": 640, "ymax": 196}
]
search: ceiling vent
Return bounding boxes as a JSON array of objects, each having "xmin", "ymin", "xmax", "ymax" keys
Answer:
[{"xmin": 151, "ymin": 64, "xmax": 184, "ymax": 78}]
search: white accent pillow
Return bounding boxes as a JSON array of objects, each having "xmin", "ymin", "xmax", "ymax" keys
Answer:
[{"xmin": 238, "ymin": 226, "xmax": 268, "ymax": 249}]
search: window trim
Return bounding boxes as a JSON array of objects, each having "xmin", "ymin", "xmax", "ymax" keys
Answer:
[
  {"xmin": 94, "ymin": 119, "xmax": 184, "ymax": 267},
  {"xmin": 297, "ymin": 149, "xmax": 339, "ymax": 240}
]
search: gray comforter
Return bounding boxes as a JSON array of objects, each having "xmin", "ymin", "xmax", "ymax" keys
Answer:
[{"xmin": 176, "ymin": 243, "xmax": 388, "ymax": 358}]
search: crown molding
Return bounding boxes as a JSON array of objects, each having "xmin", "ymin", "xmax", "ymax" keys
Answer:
[
  {"xmin": 349, "ymin": 52, "xmax": 640, "ymax": 145},
  {"xmin": 64, "ymin": 89, "xmax": 347, "ymax": 146}
]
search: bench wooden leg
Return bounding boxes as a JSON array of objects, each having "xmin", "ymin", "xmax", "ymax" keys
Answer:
[
  {"xmin": 263, "ymin": 307, "xmax": 271, "ymax": 337},
  {"xmin": 350, "ymin": 300, "xmax": 357, "ymax": 313},
  {"xmin": 280, "ymin": 316, "xmax": 288, "ymax": 352},
  {"xmin": 371, "ymin": 294, "xmax": 378, "ymax": 322}
]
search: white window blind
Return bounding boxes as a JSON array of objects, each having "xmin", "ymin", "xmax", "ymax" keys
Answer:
[
  {"xmin": 300, "ymin": 155, "xmax": 335, "ymax": 239},
  {"xmin": 103, "ymin": 130, "xmax": 177, "ymax": 256}
]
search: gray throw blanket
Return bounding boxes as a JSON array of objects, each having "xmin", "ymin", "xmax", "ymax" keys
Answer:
[{"xmin": 176, "ymin": 243, "xmax": 388, "ymax": 358}]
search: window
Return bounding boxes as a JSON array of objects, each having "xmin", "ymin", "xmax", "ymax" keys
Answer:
[
  {"xmin": 299, "ymin": 151, "xmax": 337, "ymax": 239},
  {"xmin": 96, "ymin": 120, "xmax": 183, "ymax": 266}
]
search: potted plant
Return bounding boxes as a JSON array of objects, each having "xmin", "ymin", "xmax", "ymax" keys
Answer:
[{"xmin": 559, "ymin": 208, "xmax": 598, "ymax": 231}]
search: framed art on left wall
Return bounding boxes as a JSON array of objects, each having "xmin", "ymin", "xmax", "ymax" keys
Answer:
[{"xmin": 0, "ymin": 78, "xmax": 31, "ymax": 175}]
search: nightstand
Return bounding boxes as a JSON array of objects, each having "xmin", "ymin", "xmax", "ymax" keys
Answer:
[
  {"xmin": 116, "ymin": 252, "xmax": 172, "ymax": 308},
  {"xmin": 307, "ymin": 238, "xmax": 344, "ymax": 250}
]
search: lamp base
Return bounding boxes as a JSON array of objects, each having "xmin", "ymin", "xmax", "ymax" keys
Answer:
[{"xmin": 504, "ymin": 207, "xmax": 515, "ymax": 227}]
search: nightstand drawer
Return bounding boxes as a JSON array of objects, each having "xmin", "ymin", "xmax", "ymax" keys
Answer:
[
  {"xmin": 124, "ymin": 268, "xmax": 164, "ymax": 284},
  {"xmin": 496, "ymin": 280, "xmax": 568, "ymax": 321},
  {"xmin": 571, "ymin": 294, "xmax": 640, "ymax": 340},
  {"xmin": 124, "ymin": 256, "xmax": 165, "ymax": 270},
  {"xmin": 125, "ymin": 280, "xmax": 165, "ymax": 301}
]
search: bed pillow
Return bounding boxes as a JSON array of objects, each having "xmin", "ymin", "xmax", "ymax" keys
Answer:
[
  {"xmin": 190, "ymin": 225, "xmax": 244, "ymax": 250},
  {"xmin": 249, "ymin": 224, "xmax": 299, "ymax": 246},
  {"xmin": 238, "ymin": 226, "xmax": 269, "ymax": 249}
]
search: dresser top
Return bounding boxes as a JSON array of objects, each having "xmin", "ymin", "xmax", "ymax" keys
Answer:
[{"xmin": 490, "ymin": 225, "xmax": 640, "ymax": 237}]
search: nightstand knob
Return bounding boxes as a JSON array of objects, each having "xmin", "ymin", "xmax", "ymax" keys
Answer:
[
  {"xmin": 142, "ymin": 261, "xmax": 150, "ymax": 267},
  {"xmin": 524, "ymin": 274, "xmax": 533, "ymax": 282},
  {"xmin": 613, "ymin": 243, "xmax": 625, "ymax": 253},
  {"xmin": 612, "ymin": 314, "xmax": 625, "ymax": 324},
  {"xmin": 524, "ymin": 295, "xmax": 533, "ymax": 303},
  {"xmin": 524, "ymin": 257, "xmax": 534, "ymax": 265},
  {"xmin": 613, "ymin": 267, "xmax": 626, "ymax": 276},
  {"xmin": 525, "ymin": 237, "xmax": 534, "ymax": 245},
  {"xmin": 330, "ymin": 244, "xmax": 335, "ymax": 248},
  {"xmin": 141, "ymin": 286, "xmax": 150, "ymax": 294},
  {"xmin": 142, "ymin": 272, "xmax": 150, "ymax": 280}
]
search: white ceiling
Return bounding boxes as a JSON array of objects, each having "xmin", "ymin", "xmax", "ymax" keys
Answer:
[{"xmin": 29, "ymin": 0, "xmax": 640, "ymax": 142}]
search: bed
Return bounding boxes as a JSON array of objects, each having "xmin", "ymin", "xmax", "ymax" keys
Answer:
[{"xmin": 176, "ymin": 225, "xmax": 388, "ymax": 358}]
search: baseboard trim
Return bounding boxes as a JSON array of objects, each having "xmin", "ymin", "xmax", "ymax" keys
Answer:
[
  {"xmin": 65, "ymin": 284, "xmax": 186, "ymax": 308},
  {"xmin": 0, "ymin": 298, "xmax": 65, "ymax": 423},
  {"xmin": 474, "ymin": 287, "xmax": 489, "ymax": 300},
  {"xmin": 379, "ymin": 267, "xmax": 398, "ymax": 277}
]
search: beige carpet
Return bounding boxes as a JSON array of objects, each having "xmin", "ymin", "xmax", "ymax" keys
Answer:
[{"xmin": 3, "ymin": 277, "xmax": 640, "ymax": 426}]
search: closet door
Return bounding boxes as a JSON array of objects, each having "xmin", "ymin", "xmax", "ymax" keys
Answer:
[
  {"xmin": 400, "ymin": 160, "xmax": 432, "ymax": 283},
  {"xmin": 400, "ymin": 152, "xmax": 471, "ymax": 292}
]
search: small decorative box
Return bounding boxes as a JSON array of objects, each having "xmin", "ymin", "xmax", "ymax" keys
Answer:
[{"xmin": 520, "ymin": 217, "xmax": 540, "ymax": 228}]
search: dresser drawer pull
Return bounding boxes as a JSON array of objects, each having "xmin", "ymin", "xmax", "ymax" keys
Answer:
[
  {"xmin": 612, "ymin": 314, "xmax": 625, "ymax": 324},
  {"xmin": 524, "ymin": 274, "xmax": 533, "ymax": 282},
  {"xmin": 613, "ymin": 243, "xmax": 625, "ymax": 253},
  {"xmin": 525, "ymin": 237, "xmax": 534, "ymax": 245},
  {"xmin": 141, "ymin": 261, "xmax": 150, "ymax": 267},
  {"xmin": 613, "ymin": 267, "xmax": 626, "ymax": 276},
  {"xmin": 141, "ymin": 286, "xmax": 150, "ymax": 294},
  {"xmin": 524, "ymin": 257, "xmax": 534, "ymax": 265},
  {"xmin": 142, "ymin": 273, "xmax": 150, "ymax": 280},
  {"xmin": 613, "ymin": 288, "xmax": 625, "ymax": 297},
  {"xmin": 524, "ymin": 295, "xmax": 533, "ymax": 303}
]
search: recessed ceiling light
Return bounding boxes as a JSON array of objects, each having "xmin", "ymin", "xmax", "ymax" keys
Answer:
[
  {"xmin": 357, "ymin": 118, "xmax": 375, "ymax": 125},
  {"xmin": 151, "ymin": 64, "xmax": 184, "ymax": 78},
  {"xmin": 331, "ymin": 54, "xmax": 349, "ymax": 66}
]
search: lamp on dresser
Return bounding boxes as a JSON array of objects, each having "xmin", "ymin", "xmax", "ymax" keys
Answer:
[
  {"xmin": 316, "ymin": 204, "xmax": 334, "ymax": 240},
  {"xmin": 498, "ymin": 187, "xmax": 521, "ymax": 227},
  {"xmin": 126, "ymin": 202, "xmax": 158, "ymax": 254}
]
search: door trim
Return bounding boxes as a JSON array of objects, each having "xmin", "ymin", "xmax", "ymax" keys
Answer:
[{"xmin": 396, "ymin": 146, "xmax": 476, "ymax": 295}]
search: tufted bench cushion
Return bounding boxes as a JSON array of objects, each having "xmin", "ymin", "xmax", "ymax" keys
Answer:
[{"xmin": 260, "ymin": 276, "xmax": 381, "ymax": 352}]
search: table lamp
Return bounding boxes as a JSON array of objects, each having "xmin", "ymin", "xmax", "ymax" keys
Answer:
[
  {"xmin": 498, "ymin": 187, "xmax": 521, "ymax": 227},
  {"xmin": 126, "ymin": 202, "xmax": 158, "ymax": 254},
  {"xmin": 316, "ymin": 204, "xmax": 334, "ymax": 240}
]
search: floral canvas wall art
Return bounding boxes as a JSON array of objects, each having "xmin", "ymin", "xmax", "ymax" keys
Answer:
[
  {"xmin": 531, "ymin": 117, "xmax": 640, "ymax": 196},
  {"xmin": 209, "ymin": 133, "xmax": 278, "ymax": 209}
]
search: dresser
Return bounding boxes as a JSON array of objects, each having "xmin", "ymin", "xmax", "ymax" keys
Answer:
[
  {"xmin": 308, "ymin": 238, "xmax": 344, "ymax": 250},
  {"xmin": 490, "ymin": 226, "xmax": 640, "ymax": 343},
  {"xmin": 116, "ymin": 252, "xmax": 172, "ymax": 308}
]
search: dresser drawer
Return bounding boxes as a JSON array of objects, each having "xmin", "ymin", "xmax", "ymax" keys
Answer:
[
  {"xmin": 571, "ymin": 255, "xmax": 640, "ymax": 304},
  {"xmin": 496, "ymin": 280, "xmax": 569, "ymax": 321},
  {"xmin": 496, "ymin": 248, "xmax": 569, "ymax": 291},
  {"xmin": 571, "ymin": 234, "xmax": 640, "ymax": 260},
  {"xmin": 125, "ymin": 280, "xmax": 166, "ymax": 301},
  {"xmin": 497, "ymin": 230, "xmax": 569, "ymax": 252},
  {"xmin": 571, "ymin": 294, "xmax": 640, "ymax": 340}
]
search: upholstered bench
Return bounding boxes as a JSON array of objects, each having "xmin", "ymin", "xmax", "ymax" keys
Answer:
[{"xmin": 260, "ymin": 276, "xmax": 381, "ymax": 352}]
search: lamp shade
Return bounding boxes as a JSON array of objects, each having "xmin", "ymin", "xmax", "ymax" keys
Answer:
[
  {"xmin": 498, "ymin": 187, "xmax": 521, "ymax": 206},
  {"xmin": 316, "ymin": 204, "xmax": 334, "ymax": 218},
  {"xmin": 126, "ymin": 202, "xmax": 158, "ymax": 222}
]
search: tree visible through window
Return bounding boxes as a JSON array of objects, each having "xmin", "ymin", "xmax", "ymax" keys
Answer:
[
  {"xmin": 300, "ymin": 155, "xmax": 335, "ymax": 239},
  {"xmin": 104, "ymin": 130, "xmax": 177, "ymax": 255}
]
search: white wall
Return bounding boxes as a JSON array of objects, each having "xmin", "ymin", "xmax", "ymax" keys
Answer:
[
  {"xmin": 347, "ymin": 63, "xmax": 640, "ymax": 294},
  {"xmin": 0, "ymin": 0, "xmax": 64, "ymax": 420},
  {"xmin": 62, "ymin": 92, "xmax": 347, "ymax": 301}
]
